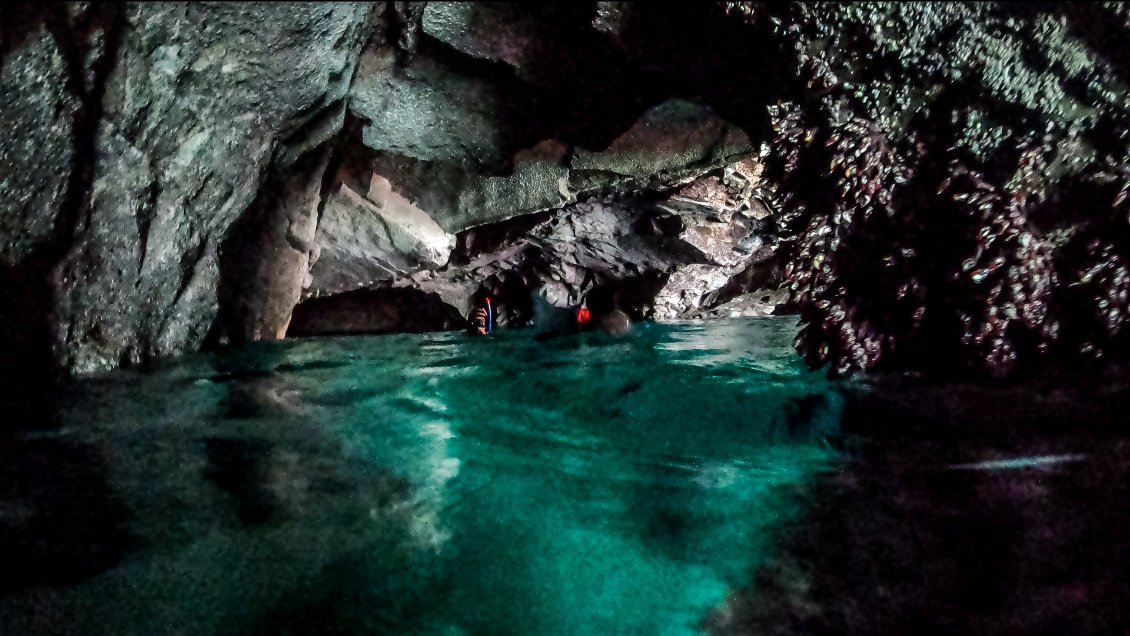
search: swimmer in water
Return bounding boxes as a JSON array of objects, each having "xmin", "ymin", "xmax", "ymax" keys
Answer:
[
  {"xmin": 589, "ymin": 304, "xmax": 631, "ymax": 336},
  {"xmin": 467, "ymin": 296, "xmax": 493, "ymax": 336},
  {"xmin": 579, "ymin": 285, "xmax": 632, "ymax": 336},
  {"xmin": 469, "ymin": 286, "xmax": 632, "ymax": 339},
  {"xmin": 532, "ymin": 286, "xmax": 632, "ymax": 340}
]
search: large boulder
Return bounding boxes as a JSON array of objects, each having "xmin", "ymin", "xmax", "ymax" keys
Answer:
[
  {"xmin": 306, "ymin": 176, "xmax": 456, "ymax": 299},
  {"xmin": 449, "ymin": 139, "xmax": 575, "ymax": 231},
  {"xmin": 420, "ymin": 3, "xmax": 547, "ymax": 83},
  {"xmin": 349, "ymin": 45, "xmax": 521, "ymax": 170},
  {"xmin": 570, "ymin": 99, "xmax": 754, "ymax": 196}
]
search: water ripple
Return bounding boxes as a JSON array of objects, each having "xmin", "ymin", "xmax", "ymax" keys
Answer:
[{"xmin": 7, "ymin": 318, "xmax": 842, "ymax": 636}]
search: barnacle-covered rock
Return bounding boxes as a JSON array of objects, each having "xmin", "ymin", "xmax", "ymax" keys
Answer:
[
  {"xmin": 1051, "ymin": 160, "xmax": 1130, "ymax": 362},
  {"xmin": 768, "ymin": 103, "xmax": 920, "ymax": 375},
  {"xmin": 745, "ymin": 1, "xmax": 1130, "ymax": 378},
  {"xmin": 936, "ymin": 162, "xmax": 1058, "ymax": 377}
]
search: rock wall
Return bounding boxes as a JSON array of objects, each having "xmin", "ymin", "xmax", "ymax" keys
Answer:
[
  {"xmin": 3, "ymin": 1, "xmax": 1130, "ymax": 389},
  {"xmin": 1, "ymin": 2, "xmax": 376, "ymax": 383},
  {"xmin": 386, "ymin": 174, "xmax": 783, "ymax": 331},
  {"xmin": 1, "ymin": 0, "xmax": 779, "ymax": 390},
  {"xmin": 216, "ymin": 147, "xmax": 333, "ymax": 343},
  {"xmin": 310, "ymin": 98, "xmax": 763, "ymax": 309},
  {"xmin": 724, "ymin": 2, "xmax": 1130, "ymax": 377},
  {"xmin": 307, "ymin": 176, "xmax": 456, "ymax": 299}
]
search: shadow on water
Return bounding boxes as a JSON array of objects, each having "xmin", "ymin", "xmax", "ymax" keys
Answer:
[
  {"xmin": 630, "ymin": 390, "xmax": 845, "ymax": 568},
  {"xmin": 202, "ymin": 344, "xmax": 289, "ymax": 526},
  {"xmin": 0, "ymin": 437, "xmax": 134, "ymax": 594},
  {"xmin": 202, "ymin": 438, "xmax": 278, "ymax": 527},
  {"xmin": 0, "ymin": 265, "xmax": 127, "ymax": 596},
  {"xmin": 0, "ymin": 342, "xmax": 295, "ymax": 595},
  {"xmin": 709, "ymin": 376, "xmax": 1130, "ymax": 636},
  {"xmin": 240, "ymin": 547, "xmax": 452, "ymax": 636},
  {"xmin": 0, "ymin": 336, "xmax": 433, "ymax": 636}
]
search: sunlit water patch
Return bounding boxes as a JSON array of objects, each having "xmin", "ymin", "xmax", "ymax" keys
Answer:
[{"xmin": 0, "ymin": 317, "xmax": 843, "ymax": 636}]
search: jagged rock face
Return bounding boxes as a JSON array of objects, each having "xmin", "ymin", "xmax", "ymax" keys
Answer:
[
  {"xmin": 4, "ymin": 0, "xmax": 1130, "ymax": 385},
  {"xmin": 306, "ymin": 176, "xmax": 456, "ymax": 299},
  {"xmin": 4, "ymin": 0, "xmax": 773, "ymax": 381},
  {"xmin": 1, "ymin": 2, "xmax": 375, "ymax": 376},
  {"xmin": 332, "ymin": 165, "xmax": 788, "ymax": 333},
  {"xmin": 341, "ymin": 96, "xmax": 756, "ymax": 235},
  {"xmin": 307, "ymin": 97, "xmax": 761, "ymax": 312},
  {"xmin": 0, "ymin": 19, "xmax": 74, "ymax": 266},
  {"xmin": 649, "ymin": 160, "xmax": 778, "ymax": 319}
]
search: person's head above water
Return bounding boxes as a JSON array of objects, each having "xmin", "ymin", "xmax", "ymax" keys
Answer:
[
  {"xmin": 467, "ymin": 296, "xmax": 492, "ymax": 336},
  {"xmin": 530, "ymin": 285, "xmax": 633, "ymax": 340}
]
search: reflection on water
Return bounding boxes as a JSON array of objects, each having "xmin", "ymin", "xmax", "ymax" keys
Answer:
[{"xmin": 0, "ymin": 317, "xmax": 842, "ymax": 636}]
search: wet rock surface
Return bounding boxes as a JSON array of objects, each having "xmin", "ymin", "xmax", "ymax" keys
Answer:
[
  {"xmin": 306, "ymin": 177, "xmax": 456, "ymax": 299},
  {"xmin": 287, "ymin": 159, "xmax": 789, "ymax": 337},
  {"xmin": 727, "ymin": 2, "xmax": 1130, "ymax": 377},
  {"xmin": 3, "ymin": 1, "xmax": 1130, "ymax": 386},
  {"xmin": 1, "ymin": 2, "xmax": 376, "ymax": 380}
]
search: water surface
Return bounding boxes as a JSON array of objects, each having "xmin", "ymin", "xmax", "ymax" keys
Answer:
[{"xmin": 0, "ymin": 317, "xmax": 844, "ymax": 636}]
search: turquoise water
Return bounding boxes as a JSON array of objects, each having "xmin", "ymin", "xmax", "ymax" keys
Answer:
[{"xmin": 0, "ymin": 317, "xmax": 844, "ymax": 636}]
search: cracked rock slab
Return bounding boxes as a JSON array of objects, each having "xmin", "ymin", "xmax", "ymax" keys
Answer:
[{"xmin": 307, "ymin": 178, "xmax": 456, "ymax": 299}]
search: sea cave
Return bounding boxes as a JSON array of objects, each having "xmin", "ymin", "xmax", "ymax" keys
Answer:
[{"xmin": 4, "ymin": 2, "xmax": 1130, "ymax": 635}]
